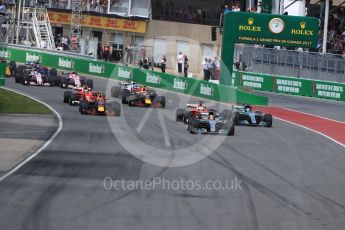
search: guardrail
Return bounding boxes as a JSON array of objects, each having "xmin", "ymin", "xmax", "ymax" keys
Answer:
[
  {"xmin": 0, "ymin": 46, "xmax": 268, "ymax": 106},
  {"xmin": 233, "ymin": 71, "xmax": 345, "ymax": 102},
  {"xmin": 235, "ymin": 45, "xmax": 345, "ymax": 83}
]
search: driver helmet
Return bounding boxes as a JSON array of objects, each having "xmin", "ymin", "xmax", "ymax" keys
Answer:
[
  {"xmin": 244, "ymin": 104, "xmax": 252, "ymax": 112},
  {"xmin": 208, "ymin": 111, "xmax": 215, "ymax": 120},
  {"xmin": 197, "ymin": 102, "xmax": 204, "ymax": 110}
]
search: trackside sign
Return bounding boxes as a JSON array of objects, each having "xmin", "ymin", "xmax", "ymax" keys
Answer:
[
  {"xmin": 89, "ymin": 63, "xmax": 104, "ymax": 74},
  {"xmin": 58, "ymin": 58, "xmax": 74, "ymax": 69},
  {"xmin": 118, "ymin": 67, "xmax": 131, "ymax": 79},
  {"xmin": 146, "ymin": 73, "xmax": 160, "ymax": 84},
  {"xmin": 173, "ymin": 78, "xmax": 188, "ymax": 91},
  {"xmin": 26, "ymin": 53, "xmax": 40, "ymax": 62},
  {"xmin": 221, "ymin": 12, "xmax": 319, "ymax": 86},
  {"xmin": 0, "ymin": 50, "xmax": 10, "ymax": 58},
  {"xmin": 200, "ymin": 83, "xmax": 215, "ymax": 96}
]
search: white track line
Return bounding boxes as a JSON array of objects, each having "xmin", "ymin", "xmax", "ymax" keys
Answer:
[
  {"xmin": 278, "ymin": 107, "xmax": 345, "ymax": 125},
  {"xmin": 157, "ymin": 110, "xmax": 171, "ymax": 147},
  {"xmin": 136, "ymin": 108, "xmax": 153, "ymax": 133},
  {"xmin": 274, "ymin": 117, "xmax": 345, "ymax": 148},
  {"xmin": 0, "ymin": 87, "xmax": 63, "ymax": 182}
]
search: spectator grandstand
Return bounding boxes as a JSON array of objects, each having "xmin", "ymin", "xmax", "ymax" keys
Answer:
[{"xmin": 2, "ymin": 0, "xmax": 345, "ymax": 80}]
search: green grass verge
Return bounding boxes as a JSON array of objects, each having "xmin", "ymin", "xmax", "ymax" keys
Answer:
[{"xmin": 0, "ymin": 88, "xmax": 51, "ymax": 114}]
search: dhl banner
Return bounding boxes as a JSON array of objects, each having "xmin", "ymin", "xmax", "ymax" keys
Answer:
[{"xmin": 48, "ymin": 11, "xmax": 147, "ymax": 33}]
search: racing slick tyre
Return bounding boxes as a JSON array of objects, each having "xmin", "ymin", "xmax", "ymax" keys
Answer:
[
  {"xmin": 63, "ymin": 91, "xmax": 72, "ymax": 103},
  {"xmin": 69, "ymin": 93, "xmax": 78, "ymax": 105},
  {"xmin": 263, "ymin": 114, "xmax": 273, "ymax": 127},
  {"xmin": 49, "ymin": 68, "xmax": 58, "ymax": 86},
  {"xmin": 227, "ymin": 123, "xmax": 235, "ymax": 136},
  {"xmin": 222, "ymin": 110, "xmax": 235, "ymax": 135},
  {"xmin": 79, "ymin": 100, "xmax": 89, "ymax": 115},
  {"xmin": 111, "ymin": 86, "xmax": 121, "ymax": 98},
  {"xmin": 121, "ymin": 89, "xmax": 130, "ymax": 104},
  {"xmin": 48, "ymin": 78, "xmax": 55, "ymax": 87},
  {"xmin": 15, "ymin": 66, "xmax": 24, "ymax": 83},
  {"xmin": 176, "ymin": 109, "xmax": 186, "ymax": 122},
  {"xmin": 183, "ymin": 111, "xmax": 192, "ymax": 124},
  {"xmin": 189, "ymin": 118, "xmax": 199, "ymax": 134},
  {"xmin": 9, "ymin": 61, "xmax": 16, "ymax": 77},
  {"xmin": 111, "ymin": 101, "xmax": 121, "ymax": 116},
  {"xmin": 69, "ymin": 78, "xmax": 76, "ymax": 87},
  {"xmin": 55, "ymin": 76, "xmax": 62, "ymax": 87},
  {"xmin": 148, "ymin": 89, "xmax": 157, "ymax": 100},
  {"xmin": 187, "ymin": 118, "xmax": 192, "ymax": 131},
  {"xmin": 9, "ymin": 61, "xmax": 16, "ymax": 69},
  {"xmin": 222, "ymin": 109, "xmax": 233, "ymax": 120},
  {"xmin": 154, "ymin": 96, "xmax": 165, "ymax": 108},
  {"xmin": 234, "ymin": 112, "xmax": 240, "ymax": 125},
  {"xmin": 60, "ymin": 77, "xmax": 68, "ymax": 88},
  {"xmin": 49, "ymin": 68, "xmax": 57, "ymax": 77},
  {"xmin": 86, "ymin": 79, "xmax": 94, "ymax": 90},
  {"xmin": 22, "ymin": 75, "xmax": 29, "ymax": 85}
]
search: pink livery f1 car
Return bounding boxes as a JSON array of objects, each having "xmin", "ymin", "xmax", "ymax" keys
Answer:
[
  {"xmin": 58, "ymin": 72, "xmax": 94, "ymax": 90},
  {"xmin": 20, "ymin": 68, "xmax": 55, "ymax": 87}
]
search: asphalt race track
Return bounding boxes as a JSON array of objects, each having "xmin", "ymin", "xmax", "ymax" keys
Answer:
[
  {"xmin": 0, "ymin": 75, "xmax": 345, "ymax": 230},
  {"xmin": 257, "ymin": 91, "xmax": 345, "ymax": 122}
]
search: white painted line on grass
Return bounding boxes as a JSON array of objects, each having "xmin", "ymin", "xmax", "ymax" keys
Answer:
[{"xmin": 0, "ymin": 87, "xmax": 63, "ymax": 182}]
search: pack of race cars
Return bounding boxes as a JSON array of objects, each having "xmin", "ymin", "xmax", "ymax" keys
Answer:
[{"xmin": 8, "ymin": 60, "xmax": 273, "ymax": 135}]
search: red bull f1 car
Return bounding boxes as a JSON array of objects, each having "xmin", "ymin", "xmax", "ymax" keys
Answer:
[
  {"xmin": 78, "ymin": 92, "xmax": 121, "ymax": 116},
  {"xmin": 112, "ymin": 82, "xmax": 165, "ymax": 108}
]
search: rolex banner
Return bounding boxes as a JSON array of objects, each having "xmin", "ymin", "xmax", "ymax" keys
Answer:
[
  {"xmin": 220, "ymin": 12, "xmax": 319, "ymax": 85},
  {"xmin": 225, "ymin": 12, "xmax": 318, "ymax": 48}
]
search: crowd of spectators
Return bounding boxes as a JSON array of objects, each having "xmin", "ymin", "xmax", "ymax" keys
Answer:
[
  {"xmin": 152, "ymin": 0, "xmax": 219, "ymax": 25},
  {"xmin": 97, "ymin": 43, "xmax": 124, "ymax": 63},
  {"xmin": 320, "ymin": 8, "xmax": 345, "ymax": 55},
  {"xmin": 151, "ymin": 1, "xmax": 256, "ymax": 26},
  {"xmin": 202, "ymin": 57, "xmax": 220, "ymax": 81},
  {"xmin": 54, "ymin": 34, "xmax": 80, "ymax": 52},
  {"xmin": 0, "ymin": 1, "xmax": 7, "ymax": 14},
  {"xmin": 46, "ymin": 0, "xmax": 108, "ymax": 14}
]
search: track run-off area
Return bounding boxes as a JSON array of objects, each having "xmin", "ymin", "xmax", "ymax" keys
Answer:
[{"xmin": 0, "ymin": 74, "xmax": 344, "ymax": 230}]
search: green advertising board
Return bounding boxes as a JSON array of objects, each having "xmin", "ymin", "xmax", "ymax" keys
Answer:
[
  {"xmin": 221, "ymin": 12, "xmax": 319, "ymax": 86},
  {"xmin": 233, "ymin": 70, "xmax": 345, "ymax": 102},
  {"xmin": 0, "ymin": 45, "xmax": 269, "ymax": 105},
  {"xmin": 312, "ymin": 80, "xmax": 345, "ymax": 101}
]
